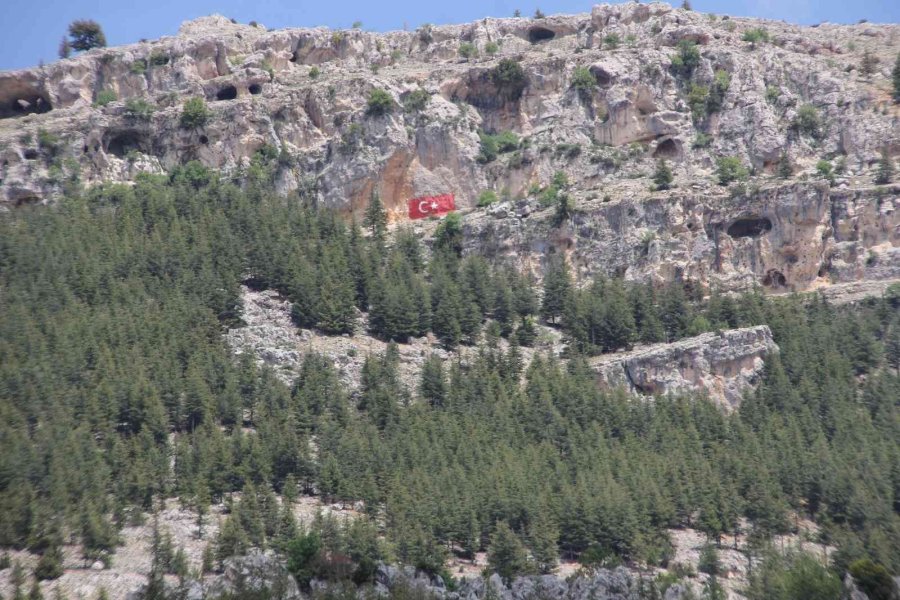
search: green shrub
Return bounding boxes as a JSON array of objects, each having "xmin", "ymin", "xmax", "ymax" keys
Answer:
[
  {"xmin": 571, "ymin": 66, "xmax": 597, "ymax": 97},
  {"xmin": 706, "ymin": 69, "xmax": 731, "ymax": 113},
  {"xmin": 792, "ymin": 104, "xmax": 822, "ymax": 139},
  {"xmin": 716, "ymin": 156, "xmax": 748, "ymax": 185},
  {"xmin": 554, "ymin": 143, "xmax": 581, "ymax": 160},
  {"xmin": 653, "ymin": 159, "xmax": 674, "ymax": 190},
  {"xmin": 477, "ymin": 131, "xmax": 519, "ymax": 163},
  {"xmin": 366, "ymin": 88, "xmax": 394, "ymax": 116},
  {"xmin": 129, "ymin": 59, "xmax": 147, "ymax": 75},
  {"xmin": 124, "ymin": 98, "xmax": 155, "ymax": 121},
  {"xmin": 692, "ymin": 132, "xmax": 713, "ymax": 148},
  {"xmin": 671, "ymin": 40, "xmax": 700, "ymax": 79},
  {"xmin": 403, "ymin": 89, "xmax": 430, "ymax": 112},
  {"xmin": 95, "ymin": 89, "xmax": 117, "ymax": 107},
  {"xmin": 603, "ymin": 34, "xmax": 621, "ymax": 49},
  {"xmin": 490, "ymin": 59, "xmax": 527, "ymax": 101},
  {"xmin": 765, "ymin": 85, "xmax": 780, "ymax": 104},
  {"xmin": 37, "ymin": 129, "xmax": 61, "ymax": 156},
  {"xmin": 477, "ymin": 190, "xmax": 499, "ymax": 207},
  {"xmin": 309, "ymin": 66, "xmax": 320, "ymax": 79},
  {"xmin": 485, "ymin": 41, "xmax": 499, "ymax": 56},
  {"xmin": 849, "ymin": 559, "xmax": 897, "ymax": 600},
  {"xmin": 149, "ymin": 51, "xmax": 169, "ymax": 66},
  {"xmin": 180, "ymin": 97, "xmax": 210, "ymax": 128},
  {"xmin": 459, "ymin": 42, "xmax": 477, "ymax": 60},
  {"xmin": 816, "ymin": 159, "xmax": 834, "ymax": 184},
  {"xmin": 742, "ymin": 27, "xmax": 770, "ymax": 48},
  {"xmin": 687, "ymin": 84, "xmax": 709, "ymax": 121}
]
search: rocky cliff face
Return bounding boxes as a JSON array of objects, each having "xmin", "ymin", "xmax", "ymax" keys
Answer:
[
  {"xmin": 591, "ymin": 325, "xmax": 777, "ymax": 409},
  {"xmin": 1, "ymin": 3, "xmax": 898, "ymax": 294}
]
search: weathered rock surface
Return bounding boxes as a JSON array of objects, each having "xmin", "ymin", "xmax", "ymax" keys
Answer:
[
  {"xmin": 225, "ymin": 284, "xmax": 563, "ymax": 390},
  {"xmin": 456, "ymin": 182, "xmax": 900, "ymax": 294},
  {"xmin": 1, "ymin": 3, "xmax": 898, "ymax": 296},
  {"xmin": 591, "ymin": 325, "xmax": 777, "ymax": 409}
]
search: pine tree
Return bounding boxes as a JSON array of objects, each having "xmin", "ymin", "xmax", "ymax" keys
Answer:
[
  {"xmin": 874, "ymin": 149, "xmax": 894, "ymax": 184},
  {"xmin": 653, "ymin": 160, "xmax": 674, "ymax": 190},
  {"xmin": 860, "ymin": 50, "xmax": 879, "ymax": 77},
  {"xmin": 540, "ymin": 256, "xmax": 572, "ymax": 325},
  {"xmin": 777, "ymin": 153, "xmax": 793, "ymax": 179},
  {"xmin": 528, "ymin": 513, "xmax": 559, "ymax": 574},
  {"xmin": 35, "ymin": 545, "xmax": 64, "ymax": 580},
  {"xmin": 419, "ymin": 354, "xmax": 446, "ymax": 407},
  {"xmin": 27, "ymin": 581, "xmax": 43, "ymax": 600},
  {"xmin": 314, "ymin": 241, "xmax": 357, "ymax": 334},
  {"xmin": 363, "ymin": 190, "xmax": 387, "ymax": 242},
  {"xmin": 893, "ymin": 52, "xmax": 900, "ymax": 102},
  {"xmin": 487, "ymin": 522, "xmax": 531, "ymax": 583},
  {"xmin": 58, "ymin": 37, "xmax": 71, "ymax": 60}
]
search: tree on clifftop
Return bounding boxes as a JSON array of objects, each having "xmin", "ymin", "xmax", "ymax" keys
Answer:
[{"xmin": 67, "ymin": 20, "xmax": 106, "ymax": 52}]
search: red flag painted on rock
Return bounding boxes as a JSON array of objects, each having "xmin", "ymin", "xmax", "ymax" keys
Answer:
[{"xmin": 408, "ymin": 193, "xmax": 455, "ymax": 219}]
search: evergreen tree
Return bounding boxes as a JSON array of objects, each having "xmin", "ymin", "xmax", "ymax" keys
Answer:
[
  {"xmin": 874, "ymin": 149, "xmax": 894, "ymax": 185},
  {"xmin": 314, "ymin": 241, "xmax": 357, "ymax": 334},
  {"xmin": 34, "ymin": 545, "xmax": 64, "ymax": 580},
  {"xmin": 419, "ymin": 354, "xmax": 446, "ymax": 407},
  {"xmin": 653, "ymin": 160, "xmax": 674, "ymax": 190},
  {"xmin": 541, "ymin": 256, "xmax": 572, "ymax": 325},
  {"xmin": 363, "ymin": 191, "xmax": 387, "ymax": 242},
  {"xmin": 777, "ymin": 153, "xmax": 792, "ymax": 179},
  {"xmin": 528, "ymin": 513, "xmax": 559, "ymax": 574},
  {"xmin": 893, "ymin": 52, "xmax": 900, "ymax": 102},
  {"xmin": 487, "ymin": 522, "xmax": 531, "ymax": 583}
]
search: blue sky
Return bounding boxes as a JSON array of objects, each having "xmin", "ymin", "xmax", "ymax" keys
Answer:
[{"xmin": 1, "ymin": 0, "xmax": 898, "ymax": 70}]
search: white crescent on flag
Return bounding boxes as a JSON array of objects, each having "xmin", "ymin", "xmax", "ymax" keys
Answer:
[{"xmin": 418, "ymin": 199, "xmax": 440, "ymax": 214}]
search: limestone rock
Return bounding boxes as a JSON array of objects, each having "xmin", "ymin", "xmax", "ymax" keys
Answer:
[{"xmin": 591, "ymin": 325, "xmax": 778, "ymax": 409}]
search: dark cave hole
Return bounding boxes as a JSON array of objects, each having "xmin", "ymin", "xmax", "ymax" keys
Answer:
[
  {"xmin": 1, "ymin": 94, "xmax": 52, "ymax": 120},
  {"xmin": 589, "ymin": 66, "xmax": 612, "ymax": 87},
  {"xmin": 23, "ymin": 149, "xmax": 39, "ymax": 160},
  {"xmin": 653, "ymin": 138, "xmax": 679, "ymax": 160},
  {"xmin": 248, "ymin": 84, "xmax": 262, "ymax": 95},
  {"xmin": 727, "ymin": 217, "xmax": 772, "ymax": 238},
  {"xmin": 216, "ymin": 85, "xmax": 238, "ymax": 101},
  {"xmin": 199, "ymin": 135, "xmax": 209, "ymax": 145},
  {"xmin": 763, "ymin": 269, "xmax": 787, "ymax": 288},
  {"xmin": 106, "ymin": 131, "xmax": 147, "ymax": 158},
  {"xmin": 528, "ymin": 27, "xmax": 556, "ymax": 43}
]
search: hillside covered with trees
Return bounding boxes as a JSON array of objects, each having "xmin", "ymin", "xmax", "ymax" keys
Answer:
[{"xmin": 1, "ymin": 168, "xmax": 898, "ymax": 599}]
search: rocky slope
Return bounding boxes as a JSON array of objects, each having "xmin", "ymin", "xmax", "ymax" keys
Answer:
[
  {"xmin": 592, "ymin": 325, "xmax": 776, "ymax": 410},
  {"xmin": 2, "ymin": 3, "xmax": 899, "ymax": 295}
]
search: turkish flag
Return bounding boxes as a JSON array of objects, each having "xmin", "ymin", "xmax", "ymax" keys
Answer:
[{"xmin": 408, "ymin": 193, "xmax": 456, "ymax": 220}]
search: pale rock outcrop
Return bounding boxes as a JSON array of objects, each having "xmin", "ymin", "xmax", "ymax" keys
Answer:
[{"xmin": 591, "ymin": 325, "xmax": 778, "ymax": 410}]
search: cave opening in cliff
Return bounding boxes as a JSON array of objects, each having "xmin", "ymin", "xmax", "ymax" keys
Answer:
[
  {"xmin": 216, "ymin": 85, "xmax": 238, "ymax": 101},
  {"xmin": 653, "ymin": 138, "xmax": 680, "ymax": 160},
  {"xmin": 23, "ymin": 149, "xmax": 39, "ymax": 160},
  {"xmin": 0, "ymin": 90, "xmax": 52, "ymax": 120},
  {"xmin": 248, "ymin": 84, "xmax": 262, "ymax": 95},
  {"xmin": 105, "ymin": 130, "xmax": 149, "ymax": 158},
  {"xmin": 727, "ymin": 217, "xmax": 772, "ymax": 238},
  {"xmin": 528, "ymin": 27, "xmax": 555, "ymax": 43},
  {"xmin": 589, "ymin": 66, "xmax": 613, "ymax": 87},
  {"xmin": 763, "ymin": 269, "xmax": 787, "ymax": 288}
]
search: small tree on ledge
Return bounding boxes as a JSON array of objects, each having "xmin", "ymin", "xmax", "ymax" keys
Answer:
[{"xmin": 68, "ymin": 20, "xmax": 107, "ymax": 52}]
